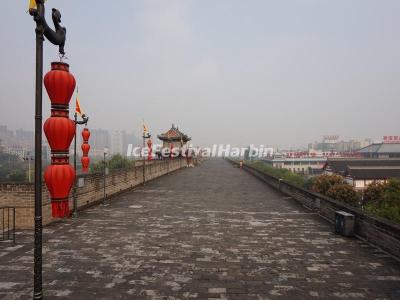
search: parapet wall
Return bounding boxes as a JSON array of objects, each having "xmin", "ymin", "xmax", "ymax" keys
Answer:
[
  {"xmin": 227, "ymin": 159, "xmax": 400, "ymax": 259},
  {"xmin": 0, "ymin": 159, "xmax": 185, "ymax": 229}
]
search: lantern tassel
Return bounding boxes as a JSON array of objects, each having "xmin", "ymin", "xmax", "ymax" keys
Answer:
[{"xmin": 51, "ymin": 201, "xmax": 70, "ymax": 218}]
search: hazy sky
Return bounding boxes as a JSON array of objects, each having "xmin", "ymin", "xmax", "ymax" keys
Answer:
[{"xmin": 1, "ymin": 1, "xmax": 399, "ymax": 147}]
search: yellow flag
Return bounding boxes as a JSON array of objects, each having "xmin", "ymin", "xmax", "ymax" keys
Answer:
[
  {"xmin": 143, "ymin": 121, "xmax": 148, "ymax": 135},
  {"xmin": 29, "ymin": 0, "xmax": 47, "ymax": 10},
  {"xmin": 75, "ymin": 87, "xmax": 84, "ymax": 116},
  {"xmin": 76, "ymin": 96, "xmax": 83, "ymax": 116},
  {"xmin": 29, "ymin": 0, "xmax": 36, "ymax": 9}
]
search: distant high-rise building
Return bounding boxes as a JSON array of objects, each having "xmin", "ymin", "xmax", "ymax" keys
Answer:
[
  {"xmin": 110, "ymin": 130, "xmax": 141, "ymax": 156},
  {"xmin": 309, "ymin": 136, "xmax": 372, "ymax": 153},
  {"xmin": 75, "ymin": 129, "xmax": 140, "ymax": 157},
  {"xmin": 89, "ymin": 129, "xmax": 111, "ymax": 157},
  {"xmin": 42, "ymin": 143, "xmax": 51, "ymax": 162},
  {"xmin": 123, "ymin": 131, "xmax": 141, "ymax": 155},
  {"xmin": 0, "ymin": 125, "xmax": 14, "ymax": 146},
  {"xmin": 16, "ymin": 129, "xmax": 34, "ymax": 140},
  {"xmin": 16, "ymin": 129, "xmax": 34, "ymax": 148},
  {"xmin": 111, "ymin": 130, "xmax": 124, "ymax": 155}
]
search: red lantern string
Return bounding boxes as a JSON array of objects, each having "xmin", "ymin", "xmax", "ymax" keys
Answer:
[
  {"xmin": 147, "ymin": 139, "xmax": 153, "ymax": 161},
  {"xmin": 81, "ymin": 128, "xmax": 91, "ymax": 172},
  {"xmin": 43, "ymin": 62, "xmax": 76, "ymax": 218}
]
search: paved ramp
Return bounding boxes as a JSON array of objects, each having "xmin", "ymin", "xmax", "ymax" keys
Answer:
[{"xmin": 1, "ymin": 159, "xmax": 400, "ymax": 299}]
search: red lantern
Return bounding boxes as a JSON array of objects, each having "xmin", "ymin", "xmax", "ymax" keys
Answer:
[
  {"xmin": 43, "ymin": 62, "xmax": 76, "ymax": 218},
  {"xmin": 43, "ymin": 117, "xmax": 75, "ymax": 152},
  {"xmin": 147, "ymin": 139, "xmax": 153, "ymax": 161},
  {"xmin": 81, "ymin": 128, "xmax": 91, "ymax": 172},
  {"xmin": 81, "ymin": 156, "xmax": 90, "ymax": 172},
  {"xmin": 44, "ymin": 62, "xmax": 76, "ymax": 106},
  {"xmin": 82, "ymin": 128, "xmax": 90, "ymax": 142},
  {"xmin": 81, "ymin": 143, "xmax": 90, "ymax": 155},
  {"xmin": 44, "ymin": 163, "xmax": 75, "ymax": 218}
]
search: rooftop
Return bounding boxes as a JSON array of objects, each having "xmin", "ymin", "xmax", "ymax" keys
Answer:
[
  {"xmin": 358, "ymin": 143, "xmax": 400, "ymax": 154},
  {"xmin": 324, "ymin": 158, "xmax": 400, "ymax": 175},
  {"xmin": 157, "ymin": 124, "xmax": 191, "ymax": 142},
  {"xmin": 345, "ymin": 166, "xmax": 400, "ymax": 180}
]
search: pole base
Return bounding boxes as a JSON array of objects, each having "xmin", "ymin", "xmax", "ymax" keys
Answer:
[{"xmin": 33, "ymin": 292, "xmax": 43, "ymax": 300}]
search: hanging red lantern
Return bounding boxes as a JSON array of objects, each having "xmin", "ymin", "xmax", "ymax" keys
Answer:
[
  {"xmin": 147, "ymin": 139, "xmax": 153, "ymax": 161},
  {"xmin": 81, "ymin": 143, "xmax": 90, "ymax": 155},
  {"xmin": 81, "ymin": 127, "xmax": 91, "ymax": 173},
  {"xmin": 44, "ymin": 162, "xmax": 75, "ymax": 218},
  {"xmin": 81, "ymin": 156, "xmax": 90, "ymax": 172},
  {"xmin": 44, "ymin": 62, "xmax": 76, "ymax": 106},
  {"xmin": 43, "ymin": 62, "xmax": 76, "ymax": 218},
  {"xmin": 43, "ymin": 117, "xmax": 75, "ymax": 152},
  {"xmin": 82, "ymin": 128, "xmax": 90, "ymax": 142}
]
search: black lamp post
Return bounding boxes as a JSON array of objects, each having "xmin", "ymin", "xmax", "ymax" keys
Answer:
[
  {"xmin": 29, "ymin": 1, "xmax": 67, "ymax": 299},
  {"xmin": 142, "ymin": 132, "xmax": 151, "ymax": 184},
  {"xmin": 72, "ymin": 113, "xmax": 89, "ymax": 218}
]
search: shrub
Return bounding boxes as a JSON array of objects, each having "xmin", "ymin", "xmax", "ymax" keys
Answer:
[
  {"xmin": 363, "ymin": 181, "xmax": 387, "ymax": 207},
  {"xmin": 383, "ymin": 179, "xmax": 400, "ymax": 206},
  {"xmin": 0, "ymin": 152, "xmax": 28, "ymax": 182},
  {"xmin": 108, "ymin": 154, "xmax": 132, "ymax": 170},
  {"xmin": 303, "ymin": 177, "xmax": 315, "ymax": 190},
  {"xmin": 90, "ymin": 154, "xmax": 133, "ymax": 174},
  {"xmin": 326, "ymin": 183, "xmax": 360, "ymax": 206},
  {"xmin": 311, "ymin": 174, "xmax": 345, "ymax": 194},
  {"xmin": 7, "ymin": 170, "xmax": 27, "ymax": 182},
  {"xmin": 240, "ymin": 160, "xmax": 400, "ymax": 224},
  {"xmin": 245, "ymin": 160, "xmax": 307, "ymax": 187}
]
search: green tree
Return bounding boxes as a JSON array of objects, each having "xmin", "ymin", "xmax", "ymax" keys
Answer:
[
  {"xmin": 90, "ymin": 160, "xmax": 105, "ymax": 174},
  {"xmin": 8, "ymin": 170, "xmax": 27, "ymax": 182},
  {"xmin": 90, "ymin": 154, "xmax": 133, "ymax": 174},
  {"xmin": 383, "ymin": 179, "xmax": 400, "ymax": 204},
  {"xmin": 326, "ymin": 183, "xmax": 360, "ymax": 206},
  {"xmin": 303, "ymin": 177, "xmax": 315, "ymax": 190},
  {"xmin": 245, "ymin": 160, "xmax": 307, "ymax": 187},
  {"xmin": 0, "ymin": 152, "xmax": 28, "ymax": 182},
  {"xmin": 363, "ymin": 181, "xmax": 387, "ymax": 207},
  {"xmin": 311, "ymin": 174, "xmax": 345, "ymax": 194},
  {"xmin": 376, "ymin": 179, "xmax": 400, "ymax": 222},
  {"xmin": 108, "ymin": 154, "xmax": 132, "ymax": 170}
]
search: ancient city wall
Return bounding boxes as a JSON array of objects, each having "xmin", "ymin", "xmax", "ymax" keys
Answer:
[
  {"xmin": 227, "ymin": 159, "xmax": 400, "ymax": 259},
  {"xmin": 0, "ymin": 159, "xmax": 186, "ymax": 229}
]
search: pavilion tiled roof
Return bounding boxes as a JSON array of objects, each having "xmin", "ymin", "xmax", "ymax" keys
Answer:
[{"xmin": 157, "ymin": 124, "xmax": 191, "ymax": 142}]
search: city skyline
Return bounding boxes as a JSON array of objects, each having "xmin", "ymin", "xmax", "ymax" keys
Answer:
[{"xmin": 0, "ymin": 122, "xmax": 386, "ymax": 150}]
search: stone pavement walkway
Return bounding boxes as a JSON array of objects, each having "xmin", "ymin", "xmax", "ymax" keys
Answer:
[{"xmin": 1, "ymin": 159, "xmax": 400, "ymax": 299}]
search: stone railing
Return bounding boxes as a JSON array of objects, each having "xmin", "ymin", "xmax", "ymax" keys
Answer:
[
  {"xmin": 226, "ymin": 159, "xmax": 400, "ymax": 259},
  {"xmin": 0, "ymin": 158, "xmax": 186, "ymax": 229}
]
